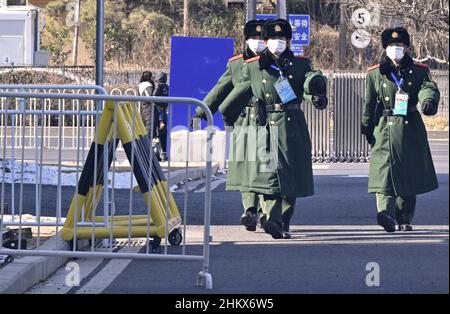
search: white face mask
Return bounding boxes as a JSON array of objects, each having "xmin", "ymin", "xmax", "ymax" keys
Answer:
[
  {"xmin": 247, "ymin": 39, "xmax": 265, "ymax": 54},
  {"xmin": 386, "ymin": 45, "xmax": 405, "ymax": 62},
  {"xmin": 267, "ymin": 39, "xmax": 287, "ymax": 56}
]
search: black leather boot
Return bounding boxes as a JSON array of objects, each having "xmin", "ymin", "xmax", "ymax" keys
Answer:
[
  {"xmin": 377, "ymin": 212, "xmax": 396, "ymax": 233},
  {"xmin": 240, "ymin": 210, "xmax": 257, "ymax": 232},
  {"xmin": 261, "ymin": 219, "xmax": 283, "ymax": 239}
]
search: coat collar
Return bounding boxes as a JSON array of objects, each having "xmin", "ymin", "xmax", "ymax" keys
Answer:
[
  {"xmin": 258, "ymin": 48, "xmax": 294, "ymax": 71},
  {"xmin": 243, "ymin": 47, "xmax": 257, "ymax": 60},
  {"xmin": 379, "ymin": 53, "xmax": 414, "ymax": 77}
]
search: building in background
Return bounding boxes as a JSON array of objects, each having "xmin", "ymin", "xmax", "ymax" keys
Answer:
[{"xmin": 0, "ymin": 0, "xmax": 49, "ymax": 66}]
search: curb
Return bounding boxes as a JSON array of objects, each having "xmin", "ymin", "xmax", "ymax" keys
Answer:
[
  {"xmin": 0, "ymin": 164, "xmax": 219, "ymax": 294},
  {"xmin": 0, "ymin": 237, "xmax": 69, "ymax": 294}
]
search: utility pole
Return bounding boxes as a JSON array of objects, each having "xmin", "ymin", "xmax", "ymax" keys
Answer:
[
  {"xmin": 183, "ymin": 0, "xmax": 189, "ymax": 36},
  {"xmin": 95, "ymin": 0, "xmax": 105, "ymax": 94},
  {"xmin": 246, "ymin": 0, "xmax": 256, "ymax": 22},
  {"xmin": 72, "ymin": 0, "xmax": 80, "ymax": 66},
  {"xmin": 339, "ymin": 1, "xmax": 348, "ymax": 69},
  {"xmin": 276, "ymin": 0, "xmax": 287, "ymax": 19}
]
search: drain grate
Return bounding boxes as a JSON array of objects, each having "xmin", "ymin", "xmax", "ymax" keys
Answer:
[{"xmin": 94, "ymin": 239, "xmax": 147, "ymax": 249}]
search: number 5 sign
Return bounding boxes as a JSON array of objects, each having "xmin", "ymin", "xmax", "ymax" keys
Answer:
[{"xmin": 351, "ymin": 8, "xmax": 371, "ymax": 28}]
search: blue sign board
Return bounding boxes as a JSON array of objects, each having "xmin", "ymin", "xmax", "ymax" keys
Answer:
[
  {"xmin": 289, "ymin": 14, "xmax": 310, "ymax": 46},
  {"xmin": 256, "ymin": 14, "xmax": 310, "ymax": 55},
  {"xmin": 169, "ymin": 36, "xmax": 234, "ymax": 130},
  {"xmin": 256, "ymin": 14, "xmax": 277, "ymax": 21}
]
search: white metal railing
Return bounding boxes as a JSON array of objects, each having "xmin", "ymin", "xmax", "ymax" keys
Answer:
[
  {"xmin": 0, "ymin": 85, "xmax": 105, "ymax": 150},
  {"xmin": 0, "ymin": 90, "xmax": 214, "ymax": 289}
]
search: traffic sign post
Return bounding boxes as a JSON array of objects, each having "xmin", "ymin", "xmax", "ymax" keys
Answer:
[
  {"xmin": 351, "ymin": 8, "xmax": 371, "ymax": 28},
  {"xmin": 351, "ymin": 29, "xmax": 371, "ymax": 49},
  {"xmin": 350, "ymin": 8, "xmax": 372, "ymax": 49}
]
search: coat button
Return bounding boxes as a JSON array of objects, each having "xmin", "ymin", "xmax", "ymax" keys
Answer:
[
  {"xmin": 288, "ymin": 75, "xmax": 293, "ymax": 79},
  {"xmin": 385, "ymin": 96, "xmax": 390, "ymax": 101},
  {"xmin": 388, "ymin": 121, "xmax": 393, "ymax": 126},
  {"xmin": 266, "ymin": 93, "xmax": 270, "ymax": 97},
  {"xmin": 383, "ymin": 83, "xmax": 387, "ymax": 88},
  {"xmin": 262, "ymin": 79, "xmax": 267, "ymax": 83}
]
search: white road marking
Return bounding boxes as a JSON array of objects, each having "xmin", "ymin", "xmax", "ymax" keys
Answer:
[
  {"xmin": 75, "ymin": 245, "xmax": 143, "ymax": 294},
  {"xmin": 26, "ymin": 242, "xmax": 143, "ymax": 294},
  {"xmin": 26, "ymin": 258, "xmax": 104, "ymax": 294}
]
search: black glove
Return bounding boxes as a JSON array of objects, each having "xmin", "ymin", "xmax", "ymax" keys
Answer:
[
  {"xmin": 309, "ymin": 75, "xmax": 327, "ymax": 96},
  {"xmin": 422, "ymin": 99, "xmax": 438, "ymax": 116},
  {"xmin": 255, "ymin": 99, "xmax": 267, "ymax": 126},
  {"xmin": 361, "ymin": 123, "xmax": 374, "ymax": 146},
  {"xmin": 312, "ymin": 96, "xmax": 328, "ymax": 110},
  {"xmin": 190, "ymin": 113, "xmax": 202, "ymax": 130}
]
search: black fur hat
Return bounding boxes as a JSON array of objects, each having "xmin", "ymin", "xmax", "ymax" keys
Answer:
[
  {"xmin": 263, "ymin": 18, "xmax": 292, "ymax": 40},
  {"xmin": 244, "ymin": 20, "xmax": 264, "ymax": 39},
  {"xmin": 381, "ymin": 27, "xmax": 410, "ymax": 49}
]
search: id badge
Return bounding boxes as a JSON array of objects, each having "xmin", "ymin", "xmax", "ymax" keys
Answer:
[
  {"xmin": 273, "ymin": 77, "xmax": 297, "ymax": 104},
  {"xmin": 394, "ymin": 92, "xmax": 409, "ymax": 116}
]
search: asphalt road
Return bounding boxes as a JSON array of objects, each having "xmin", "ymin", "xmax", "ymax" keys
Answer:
[
  {"xmin": 98, "ymin": 173, "xmax": 448, "ymax": 294},
  {"xmin": 12, "ymin": 138, "xmax": 450, "ymax": 293}
]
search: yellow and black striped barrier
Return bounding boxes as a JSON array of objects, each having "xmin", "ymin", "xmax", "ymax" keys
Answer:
[{"xmin": 61, "ymin": 101, "xmax": 182, "ymax": 244}]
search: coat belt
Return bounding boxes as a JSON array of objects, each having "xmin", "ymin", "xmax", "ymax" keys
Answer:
[
  {"xmin": 382, "ymin": 106, "xmax": 418, "ymax": 116},
  {"xmin": 266, "ymin": 103, "xmax": 301, "ymax": 112}
]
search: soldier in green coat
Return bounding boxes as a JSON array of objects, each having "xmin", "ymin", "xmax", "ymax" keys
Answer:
[
  {"xmin": 219, "ymin": 19, "xmax": 328, "ymax": 239},
  {"xmin": 193, "ymin": 20, "xmax": 265, "ymax": 232},
  {"xmin": 361, "ymin": 27, "xmax": 440, "ymax": 233}
]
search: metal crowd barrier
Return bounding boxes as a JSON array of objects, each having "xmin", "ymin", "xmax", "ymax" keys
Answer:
[
  {"xmin": 0, "ymin": 85, "xmax": 105, "ymax": 151},
  {"xmin": 303, "ymin": 75, "xmax": 332, "ymax": 163},
  {"xmin": 332, "ymin": 72, "xmax": 371, "ymax": 162},
  {"xmin": 433, "ymin": 70, "xmax": 449, "ymax": 117},
  {"xmin": 0, "ymin": 91, "xmax": 214, "ymax": 289}
]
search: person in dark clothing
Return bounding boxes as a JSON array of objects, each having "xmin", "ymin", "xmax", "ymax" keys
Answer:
[
  {"xmin": 138, "ymin": 71, "xmax": 159, "ymax": 141},
  {"xmin": 153, "ymin": 72, "xmax": 169, "ymax": 161}
]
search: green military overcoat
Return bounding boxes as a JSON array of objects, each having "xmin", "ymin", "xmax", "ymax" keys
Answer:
[
  {"xmin": 362, "ymin": 55, "xmax": 440, "ymax": 197},
  {"xmin": 220, "ymin": 49, "xmax": 318, "ymax": 198},
  {"xmin": 196, "ymin": 50, "xmax": 258, "ymax": 191}
]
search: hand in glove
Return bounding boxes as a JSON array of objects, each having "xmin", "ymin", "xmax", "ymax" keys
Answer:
[
  {"xmin": 361, "ymin": 123, "xmax": 374, "ymax": 146},
  {"xmin": 422, "ymin": 99, "xmax": 438, "ymax": 116},
  {"xmin": 312, "ymin": 96, "xmax": 328, "ymax": 110}
]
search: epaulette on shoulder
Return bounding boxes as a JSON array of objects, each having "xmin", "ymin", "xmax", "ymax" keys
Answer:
[
  {"xmin": 413, "ymin": 61, "xmax": 428, "ymax": 68},
  {"xmin": 294, "ymin": 55, "xmax": 309, "ymax": 60},
  {"xmin": 244, "ymin": 56, "xmax": 260, "ymax": 63},
  {"xmin": 367, "ymin": 64, "xmax": 380, "ymax": 71},
  {"xmin": 228, "ymin": 54, "xmax": 243, "ymax": 62}
]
